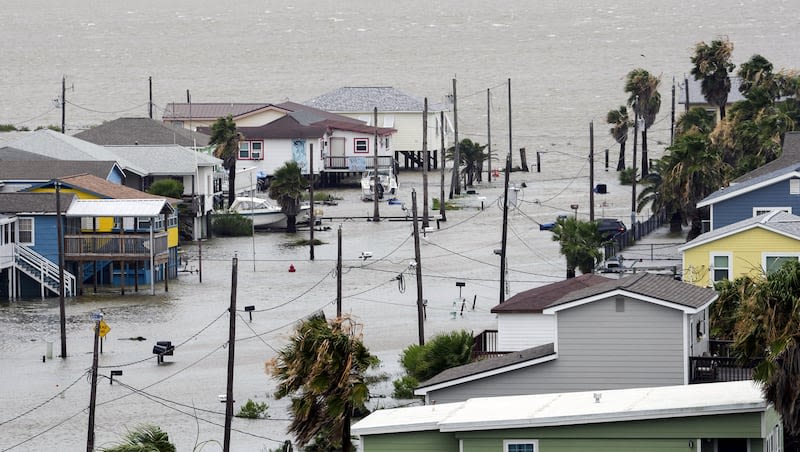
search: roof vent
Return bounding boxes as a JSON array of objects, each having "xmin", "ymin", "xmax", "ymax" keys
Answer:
[{"xmin": 593, "ymin": 393, "xmax": 602, "ymax": 403}]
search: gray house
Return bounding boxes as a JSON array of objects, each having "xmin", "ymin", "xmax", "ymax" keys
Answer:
[{"xmin": 415, "ymin": 273, "xmax": 717, "ymax": 405}]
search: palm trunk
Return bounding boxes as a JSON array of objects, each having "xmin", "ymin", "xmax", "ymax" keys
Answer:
[
  {"xmin": 227, "ymin": 165, "xmax": 236, "ymax": 208},
  {"xmin": 641, "ymin": 128, "xmax": 649, "ymax": 177},
  {"xmin": 286, "ymin": 215, "xmax": 297, "ymax": 233},
  {"xmin": 617, "ymin": 142, "xmax": 626, "ymax": 171}
]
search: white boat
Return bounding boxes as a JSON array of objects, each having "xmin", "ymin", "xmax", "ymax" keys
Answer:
[
  {"xmin": 361, "ymin": 168, "xmax": 398, "ymax": 201},
  {"xmin": 228, "ymin": 197, "xmax": 310, "ymax": 229}
]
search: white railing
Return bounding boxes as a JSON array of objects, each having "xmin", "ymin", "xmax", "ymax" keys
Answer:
[
  {"xmin": 14, "ymin": 244, "xmax": 76, "ymax": 297},
  {"xmin": 0, "ymin": 243, "xmax": 13, "ymax": 269}
]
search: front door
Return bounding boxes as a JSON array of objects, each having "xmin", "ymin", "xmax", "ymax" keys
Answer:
[{"xmin": 292, "ymin": 139, "xmax": 308, "ymax": 173}]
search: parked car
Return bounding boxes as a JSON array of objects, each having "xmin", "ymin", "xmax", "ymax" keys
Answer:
[
  {"xmin": 539, "ymin": 214, "xmax": 569, "ymax": 231},
  {"xmin": 597, "ymin": 218, "xmax": 627, "ymax": 239}
]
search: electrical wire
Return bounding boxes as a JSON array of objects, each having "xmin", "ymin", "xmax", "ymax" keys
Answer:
[
  {"xmin": 0, "ymin": 371, "xmax": 88, "ymax": 427},
  {"xmin": 65, "ymin": 100, "xmax": 150, "ymax": 115}
]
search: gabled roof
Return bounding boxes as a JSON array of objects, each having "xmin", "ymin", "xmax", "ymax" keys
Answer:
[
  {"xmin": 0, "ymin": 192, "xmax": 77, "ymax": 215},
  {"xmin": 491, "ymin": 274, "xmax": 612, "ymax": 313},
  {"xmin": 680, "ymin": 210, "xmax": 800, "ymax": 251},
  {"xmin": 102, "ymin": 145, "xmax": 221, "ymax": 175},
  {"xmin": 544, "ymin": 272, "xmax": 717, "ymax": 314},
  {"xmin": 74, "ymin": 117, "xmax": 211, "ymax": 147},
  {"xmin": 229, "ymin": 115, "xmax": 395, "ymax": 141},
  {"xmin": 305, "ymin": 86, "xmax": 445, "ymax": 112},
  {"xmin": 27, "ymin": 174, "xmax": 164, "ymax": 201},
  {"xmin": 733, "ymin": 131, "xmax": 800, "ymax": 183},
  {"xmin": 0, "ymin": 160, "xmax": 121, "ymax": 181},
  {"xmin": 277, "ymin": 101, "xmax": 365, "ymax": 126},
  {"xmin": 698, "ymin": 163, "xmax": 800, "ymax": 208},
  {"xmin": 415, "ymin": 343, "xmax": 556, "ymax": 394},
  {"xmin": 0, "ymin": 146, "xmax": 57, "ymax": 161},
  {"xmin": 162, "ymin": 103, "xmax": 289, "ymax": 121}
]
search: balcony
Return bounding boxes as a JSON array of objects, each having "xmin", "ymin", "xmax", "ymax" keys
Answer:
[
  {"xmin": 64, "ymin": 232, "xmax": 169, "ymax": 263},
  {"xmin": 323, "ymin": 156, "xmax": 395, "ymax": 171},
  {"xmin": 689, "ymin": 355, "xmax": 759, "ymax": 384},
  {"xmin": 472, "ymin": 330, "xmax": 509, "ymax": 361}
]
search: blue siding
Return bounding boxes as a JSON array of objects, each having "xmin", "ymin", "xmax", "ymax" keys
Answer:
[
  {"xmin": 29, "ymin": 216, "xmax": 60, "ymax": 265},
  {"xmin": 713, "ymin": 179, "xmax": 800, "ymax": 229},
  {"xmin": 108, "ymin": 167, "xmax": 124, "ymax": 184}
]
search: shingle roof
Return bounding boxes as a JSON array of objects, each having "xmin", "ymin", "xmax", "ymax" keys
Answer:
[
  {"xmin": 548, "ymin": 272, "xmax": 717, "ymax": 310},
  {"xmin": 681, "ymin": 210, "xmax": 800, "ymax": 250},
  {"xmin": 74, "ymin": 117, "xmax": 210, "ymax": 147},
  {"xmin": 491, "ymin": 274, "xmax": 612, "ymax": 313},
  {"xmin": 277, "ymin": 101, "xmax": 365, "ymax": 126},
  {"xmin": 698, "ymin": 163, "xmax": 800, "ymax": 207},
  {"xmin": 162, "ymin": 103, "xmax": 288, "ymax": 121},
  {"xmin": 305, "ymin": 86, "xmax": 445, "ymax": 112},
  {"xmin": 102, "ymin": 145, "xmax": 221, "ymax": 175},
  {"xmin": 416, "ymin": 343, "xmax": 556, "ymax": 390},
  {"xmin": 0, "ymin": 146, "xmax": 57, "ymax": 161},
  {"xmin": 30, "ymin": 174, "xmax": 163, "ymax": 200},
  {"xmin": 0, "ymin": 192, "xmax": 76, "ymax": 214},
  {"xmin": 0, "ymin": 160, "xmax": 119, "ymax": 181}
]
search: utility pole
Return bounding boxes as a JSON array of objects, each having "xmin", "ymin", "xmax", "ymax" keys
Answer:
[
  {"xmin": 372, "ymin": 107, "xmax": 380, "ymax": 222},
  {"xmin": 411, "ymin": 189, "xmax": 425, "ymax": 345},
  {"xmin": 450, "ymin": 78, "xmax": 460, "ymax": 198},
  {"xmin": 487, "ymin": 88, "xmax": 492, "ymax": 182},
  {"xmin": 309, "ymin": 143, "xmax": 315, "ymax": 261},
  {"xmin": 670, "ymin": 76, "xmax": 676, "ymax": 146},
  {"xmin": 507, "ymin": 78, "xmax": 512, "ymax": 170},
  {"xmin": 86, "ymin": 317, "xmax": 100, "ymax": 452},
  {"xmin": 336, "ymin": 225, "xmax": 342, "ymax": 317},
  {"xmin": 148, "ymin": 76, "xmax": 153, "ymax": 119},
  {"xmin": 631, "ymin": 96, "xmax": 639, "ymax": 238},
  {"xmin": 499, "ymin": 153, "xmax": 511, "ymax": 304},
  {"xmin": 439, "ymin": 111, "xmax": 447, "ymax": 221},
  {"xmin": 61, "ymin": 76, "xmax": 66, "ymax": 134},
  {"xmin": 223, "ymin": 256, "xmax": 238, "ymax": 452},
  {"xmin": 589, "ymin": 122, "xmax": 595, "ymax": 222},
  {"xmin": 422, "ymin": 98, "xmax": 430, "ymax": 229},
  {"xmin": 56, "ymin": 181, "xmax": 67, "ymax": 358}
]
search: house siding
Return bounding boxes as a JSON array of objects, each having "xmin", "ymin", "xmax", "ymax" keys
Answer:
[
  {"xmin": 337, "ymin": 111, "xmax": 441, "ymax": 153},
  {"xmin": 682, "ymin": 227, "xmax": 800, "ymax": 287},
  {"xmin": 712, "ymin": 178, "xmax": 800, "ymax": 229},
  {"xmin": 497, "ymin": 313, "xmax": 555, "ymax": 351},
  {"xmin": 361, "ymin": 430, "xmax": 459, "ymax": 452},
  {"xmin": 426, "ymin": 297, "xmax": 685, "ymax": 404}
]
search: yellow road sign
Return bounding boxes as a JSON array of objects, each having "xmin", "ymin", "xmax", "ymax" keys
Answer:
[{"xmin": 98, "ymin": 320, "xmax": 111, "ymax": 338}]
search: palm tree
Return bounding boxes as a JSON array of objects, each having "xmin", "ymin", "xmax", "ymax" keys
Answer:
[
  {"xmin": 690, "ymin": 38, "xmax": 736, "ymax": 119},
  {"xmin": 551, "ymin": 217, "xmax": 604, "ymax": 278},
  {"xmin": 636, "ymin": 159, "xmax": 682, "ymax": 232},
  {"xmin": 675, "ymin": 107, "xmax": 716, "ymax": 137},
  {"xmin": 269, "ymin": 313, "xmax": 379, "ymax": 452},
  {"xmin": 625, "ymin": 69, "xmax": 662, "ymax": 177},
  {"xmin": 268, "ymin": 161, "xmax": 309, "ymax": 233},
  {"xmin": 209, "ymin": 115, "xmax": 242, "ymax": 208},
  {"xmin": 101, "ymin": 424, "xmax": 176, "ymax": 452},
  {"xmin": 446, "ymin": 138, "xmax": 487, "ymax": 186},
  {"xmin": 607, "ymin": 106, "xmax": 630, "ymax": 171}
]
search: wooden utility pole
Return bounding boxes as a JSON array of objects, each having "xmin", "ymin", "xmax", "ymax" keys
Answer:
[
  {"xmin": 56, "ymin": 181, "xmax": 67, "ymax": 358},
  {"xmin": 61, "ymin": 76, "xmax": 66, "ymax": 134},
  {"xmin": 422, "ymin": 98, "xmax": 430, "ymax": 229},
  {"xmin": 631, "ymin": 97, "xmax": 639, "ymax": 237},
  {"xmin": 589, "ymin": 122, "xmax": 595, "ymax": 222},
  {"xmin": 439, "ymin": 111, "xmax": 447, "ymax": 221},
  {"xmin": 507, "ymin": 78, "xmax": 512, "ymax": 170},
  {"xmin": 411, "ymin": 189, "xmax": 425, "ymax": 345},
  {"xmin": 670, "ymin": 76, "xmax": 676, "ymax": 146},
  {"xmin": 487, "ymin": 88, "xmax": 492, "ymax": 182},
  {"xmin": 499, "ymin": 153, "xmax": 511, "ymax": 304},
  {"xmin": 309, "ymin": 143, "xmax": 315, "ymax": 261},
  {"xmin": 223, "ymin": 256, "xmax": 238, "ymax": 452},
  {"xmin": 336, "ymin": 225, "xmax": 342, "ymax": 317},
  {"xmin": 372, "ymin": 107, "xmax": 380, "ymax": 222},
  {"xmin": 148, "ymin": 76, "xmax": 153, "ymax": 119},
  {"xmin": 86, "ymin": 318, "xmax": 100, "ymax": 452},
  {"xmin": 450, "ymin": 78, "xmax": 460, "ymax": 198}
]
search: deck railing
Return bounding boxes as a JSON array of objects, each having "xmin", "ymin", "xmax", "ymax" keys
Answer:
[
  {"xmin": 688, "ymin": 356, "xmax": 759, "ymax": 384},
  {"xmin": 604, "ymin": 211, "xmax": 667, "ymax": 260},
  {"xmin": 323, "ymin": 156, "xmax": 395, "ymax": 171},
  {"xmin": 472, "ymin": 329, "xmax": 508, "ymax": 360},
  {"xmin": 64, "ymin": 232, "xmax": 169, "ymax": 260}
]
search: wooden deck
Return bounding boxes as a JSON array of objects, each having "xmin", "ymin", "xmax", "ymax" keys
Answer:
[{"xmin": 64, "ymin": 232, "xmax": 169, "ymax": 263}]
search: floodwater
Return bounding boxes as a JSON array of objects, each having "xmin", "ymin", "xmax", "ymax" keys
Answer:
[{"xmin": 0, "ymin": 168, "xmax": 643, "ymax": 451}]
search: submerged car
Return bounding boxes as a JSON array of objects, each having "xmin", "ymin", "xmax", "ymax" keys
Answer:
[{"xmin": 597, "ymin": 218, "xmax": 627, "ymax": 239}]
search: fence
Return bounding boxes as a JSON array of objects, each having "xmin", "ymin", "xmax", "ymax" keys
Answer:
[{"xmin": 603, "ymin": 211, "xmax": 667, "ymax": 261}]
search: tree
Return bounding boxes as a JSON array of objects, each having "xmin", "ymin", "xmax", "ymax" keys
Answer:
[
  {"xmin": 268, "ymin": 161, "xmax": 309, "ymax": 233},
  {"xmin": 269, "ymin": 314, "xmax": 379, "ymax": 452},
  {"xmin": 209, "ymin": 115, "xmax": 241, "ymax": 208},
  {"xmin": 690, "ymin": 38, "xmax": 736, "ymax": 119},
  {"xmin": 147, "ymin": 179, "xmax": 184, "ymax": 199},
  {"xmin": 725, "ymin": 261, "xmax": 800, "ymax": 450},
  {"xmin": 675, "ymin": 107, "xmax": 716, "ymax": 137},
  {"xmin": 636, "ymin": 159, "xmax": 682, "ymax": 233},
  {"xmin": 446, "ymin": 138, "xmax": 487, "ymax": 186},
  {"xmin": 101, "ymin": 424, "xmax": 176, "ymax": 452},
  {"xmin": 625, "ymin": 68, "xmax": 661, "ymax": 177},
  {"xmin": 606, "ymin": 106, "xmax": 630, "ymax": 171},
  {"xmin": 551, "ymin": 217, "xmax": 604, "ymax": 278},
  {"xmin": 393, "ymin": 330, "xmax": 474, "ymax": 399}
]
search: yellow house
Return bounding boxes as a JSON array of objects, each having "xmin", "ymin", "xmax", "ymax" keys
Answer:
[{"xmin": 680, "ymin": 211, "xmax": 800, "ymax": 287}]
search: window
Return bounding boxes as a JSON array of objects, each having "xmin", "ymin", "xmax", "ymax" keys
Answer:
[
  {"xmin": 753, "ymin": 207, "xmax": 791, "ymax": 216},
  {"xmin": 504, "ymin": 440, "xmax": 538, "ymax": 452},
  {"xmin": 711, "ymin": 254, "xmax": 731, "ymax": 283},
  {"xmin": 354, "ymin": 138, "xmax": 369, "ymax": 153},
  {"xmin": 238, "ymin": 141, "xmax": 263, "ymax": 160},
  {"xmin": 791, "ymin": 178, "xmax": 800, "ymax": 195},
  {"xmin": 764, "ymin": 254, "xmax": 800, "ymax": 274},
  {"xmin": 250, "ymin": 141, "xmax": 263, "ymax": 160},
  {"xmin": 17, "ymin": 217, "xmax": 33, "ymax": 245},
  {"xmin": 238, "ymin": 142, "xmax": 250, "ymax": 159}
]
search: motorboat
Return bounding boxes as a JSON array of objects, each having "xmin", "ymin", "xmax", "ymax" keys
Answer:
[
  {"xmin": 361, "ymin": 168, "xmax": 398, "ymax": 201},
  {"xmin": 227, "ymin": 197, "xmax": 310, "ymax": 229}
]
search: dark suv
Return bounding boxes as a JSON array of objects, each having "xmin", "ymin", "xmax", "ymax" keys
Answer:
[{"xmin": 597, "ymin": 218, "xmax": 627, "ymax": 240}]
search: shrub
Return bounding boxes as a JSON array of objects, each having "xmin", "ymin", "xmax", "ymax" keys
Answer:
[
  {"xmin": 212, "ymin": 212, "xmax": 253, "ymax": 236},
  {"xmin": 432, "ymin": 198, "xmax": 460, "ymax": 210},
  {"xmin": 236, "ymin": 399, "xmax": 269, "ymax": 419},
  {"xmin": 147, "ymin": 179, "xmax": 184, "ymax": 199},
  {"xmin": 619, "ymin": 167, "xmax": 638, "ymax": 185},
  {"xmin": 392, "ymin": 375, "xmax": 419, "ymax": 399},
  {"xmin": 392, "ymin": 330, "xmax": 474, "ymax": 398}
]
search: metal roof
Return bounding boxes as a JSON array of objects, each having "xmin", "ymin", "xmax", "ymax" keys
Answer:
[
  {"xmin": 680, "ymin": 211, "xmax": 800, "ymax": 250},
  {"xmin": 66, "ymin": 198, "xmax": 173, "ymax": 217},
  {"xmin": 162, "ymin": 103, "xmax": 288, "ymax": 120}
]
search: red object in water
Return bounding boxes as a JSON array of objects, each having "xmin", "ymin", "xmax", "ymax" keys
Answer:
[{"xmin": 288, "ymin": 264, "xmax": 296, "ymax": 272}]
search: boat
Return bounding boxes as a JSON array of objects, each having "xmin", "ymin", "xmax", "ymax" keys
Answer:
[
  {"xmin": 227, "ymin": 197, "xmax": 310, "ymax": 229},
  {"xmin": 360, "ymin": 168, "xmax": 398, "ymax": 201}
]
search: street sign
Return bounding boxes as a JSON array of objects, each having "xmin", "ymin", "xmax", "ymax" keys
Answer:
[
  {"xmin": 98, "ymin": 320, "xmax": 111, "ymax": 338},
  {"xmin": 90, "ymin": 312, "xmax": 103, "ymax": 322}
]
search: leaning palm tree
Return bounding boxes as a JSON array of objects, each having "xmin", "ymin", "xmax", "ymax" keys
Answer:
[
  {"xmin": 268, "ymin": 161, "xmax": 309, "ymax": 233},
  {"xmin": 101, "ymin": 424, "xmax": 176, "ymax": 452},
  {"xmin": 690, "ymin": 38, "xmax": 736, "ymax": 119},
  {"xmin": 606, "ymin": 106, "xmax": 630, "ymax": 171},
  {"xmin": 551, "ymin": 216, "xmax": 604, "ymax": 278},
  {"xmin": 675, "ymin": 107, "xmax": 716, "ymax": 137},
  {"xmin": 625, "ymin": 68, "xmax": 662, "ymax": 177},
  {"xmin": 209, "ymin": 115, "xmax": 242, "ymax": 208},
  {"xmin": 446, "ymin": 138, "xmax": 487, "ymax": 186},
  {"xmin": 636, "ymin": 159, "xmax": 682, "ymax": 232}
]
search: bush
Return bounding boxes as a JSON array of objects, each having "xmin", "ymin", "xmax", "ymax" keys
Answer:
[
  {"xmin": 392, "ymin": 375, "xmax": 419, "ymax": 399},
  {"xmin": 432, "ymin": 198, "xmax": 460, "ymax": 210},
  {"xmin": 147, "ymin": 179, "xmax": 184, "ymax": 199},
  {"xmin": 212, "ymin": 212, "xmax": 253, "ymax": 236},
  {"xmin": 392, "ymin": 330, "xmax": 474, "ymax": 398},
  {"xmin": 619, "ymin": 167, "xmax": 638, "ymax": 185},
  {"xmin": 236, "ymin": 399, "xmax": 269, "ymax": 419}
]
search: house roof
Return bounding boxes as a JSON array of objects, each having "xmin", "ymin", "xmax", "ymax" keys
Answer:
[
  {"xmin": 415, "ymin": 343, "xmax": 556, "ymax": 393},
  {"xmin": 66, "ymin": 198, "xmax": 173, "ymax": 217},
  {"xmin": 74, "ymin": 117, "xmax": 211, "ymax": 147},
  {"xmin": 733, "ymin": 131, "xmax": 800, "ymax": 183},
  {"xmin": 277, "ymin": 101, "xmax": 365, "ymax": 126},
  {"xmin": 491, "ymin": 274, "xmax": 612, "ymax": 313},
  {"xmin": 544, "ymin": 272, "xmax": 717, "ymax": 313},
  {"xmin": 28, "ymin": 174, "xmax": 164, "ymax": 201},
  {"xmin": 161, "ymin": 103, "xmax": 290, "ymax": 121},
  {"xmin": 305, "ymin": 86, "xmax": 445, "ymax": 112},
  {"xmin": 678, "ymin": 76, "xmax": 747, "ymax": 106},
  {"xmin": 0, "ymin": 146, "xmax": 57, "ymax": 161},
  {"xmin": 102, "ymin": 145, "xmax": 221, "ymax": 175},
  {"xmin": 0, "ymin": 192, "xmax": 76, "ymax": 215},
  {"xmin": 353, "ymin": 381, "xmax": 765, "ymax": 436},
  {"xmin": 228, "ymin": 115, "xmax": 395, "ymax": 141},
  {"xmin": 680, "ymin": 210, "xmax": 800, "ymax": 250},
  {"xmin": 698, "ymin": 164, "xmax": 800, "ymax": 208},
  {"xmin": 0, "ymin": 160, "xmax": 121, "ymax": 181}
]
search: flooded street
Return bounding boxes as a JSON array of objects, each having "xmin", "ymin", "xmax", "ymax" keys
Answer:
[{"xmin": 0, "ymin": 166, "xmax": 645, "ymax": 451}]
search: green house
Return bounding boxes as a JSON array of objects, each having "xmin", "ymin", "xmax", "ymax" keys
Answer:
[{"xmin": 353, "ymin": 381, "xmax": 782, "ymax": 452}]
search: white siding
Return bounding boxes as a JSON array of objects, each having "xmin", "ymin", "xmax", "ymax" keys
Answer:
[{"xmin": 497, "ymin": 313, "xmax": 556, "ymax": 351}]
